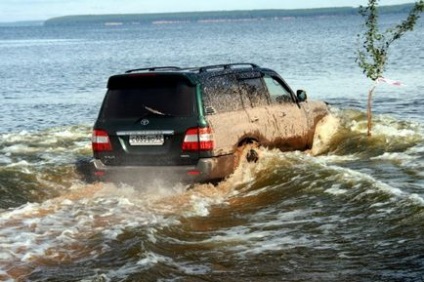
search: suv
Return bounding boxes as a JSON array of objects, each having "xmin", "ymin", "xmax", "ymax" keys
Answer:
[{"xmin": 90, "ymin": 63, "xmax": 329, "ymax": 184}]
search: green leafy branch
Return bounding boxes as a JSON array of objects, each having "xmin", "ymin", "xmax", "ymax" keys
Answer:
[{"xmin": 356, "ymin": 0, "xmax": 423, "ymax": 136}]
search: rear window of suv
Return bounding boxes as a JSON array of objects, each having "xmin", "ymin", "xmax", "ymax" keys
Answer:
[
  {"xmin": 202, "ymin": 74, "xmax": 244, "ymax": 113},
  {"xmin": 202, "ymin": 72, "xmax": 269, "ymax": 113},
  {"xmin": 100, "ymin": 74, "xmax": 196, "ymax": 119}
]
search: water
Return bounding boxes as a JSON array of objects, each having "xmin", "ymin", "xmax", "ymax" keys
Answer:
[{"xmin": 0, "ymin": 13, "xmax": 424, "ymax": 281}]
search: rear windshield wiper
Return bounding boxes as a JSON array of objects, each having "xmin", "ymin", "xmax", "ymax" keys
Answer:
[
  {"xmin": 134, "ymin": 105, "xmax": 174, "ymax": 123},
  {"xmin": 144, "ymin": 106, "xmax": 166, "ymax": 116}
]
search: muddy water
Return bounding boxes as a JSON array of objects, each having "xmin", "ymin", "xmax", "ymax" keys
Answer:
[
  {"xmin": 1, "ymin": 109, "xmax": 424, "ymax": 281},
  {"xmin": 1, "ymin": 12, "xmax": 423, "ymax": 281}
]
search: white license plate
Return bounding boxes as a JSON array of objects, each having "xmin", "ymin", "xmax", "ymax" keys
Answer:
[{"xmin": 129, "ymin": 134, "xmax": 164, "ymax": 146}]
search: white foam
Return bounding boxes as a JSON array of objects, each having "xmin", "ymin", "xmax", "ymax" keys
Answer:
[
  {"xmin": 187, "ymin": 195, "xmax": 211, "ymax": 217},
  {"xmin": 373, "ymin": 122, "xmax": 420, "ymax": 138},
  {"xmin": 224, "ymin": 227, "xmax": 312, "ymax": 256},
  {"xmin": 0, "ymin": 185, "xmax": 189, "ymax": 277},
  {"xmin": 407, "ymin": 193, "xmax": 424, "ymax": 206},
  {"xmin": 317, "ymin": 154, "xmax": 360, "ymax": 162},
  {"xmin": 136, "ymin": 251, "xmax": 172, "ymax": 268},
  {"xmin": 371, "ymin": 152, "xmax": 417, "ymax": 161},
  {"xmin": 0, "ymin": 131, "xmax": 30, "ymax": 143},
  {"xmin": 2, "ymin": 144, "xmax": 38, "ymax": 154},
  {"xmin": 189, "ymin": 208, "xmax": 319, "ymax": 258},
  {"xmin": 325, "ymin": 184, "xmax": 348, "ymax": 195}
]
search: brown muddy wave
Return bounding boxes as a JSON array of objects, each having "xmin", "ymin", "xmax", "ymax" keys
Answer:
[{"xmin": 1, "ymin": 109, "xmax": 424, "ymax": 281}]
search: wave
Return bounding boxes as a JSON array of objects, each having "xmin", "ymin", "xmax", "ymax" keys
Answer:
[
  {"xmin": 1, "ymin": 108, "xmax": 424, "ymax": 280},
  {"xmin": 0, "ymin": 107, "xmax": 423, "ymax": 208}
]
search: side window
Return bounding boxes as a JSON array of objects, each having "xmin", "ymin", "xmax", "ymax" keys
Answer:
[
  {"xmin": 264, "ymin": 76, "xmax": 293, "ymax": 104},
  {"xmin": 202, "ymin": 74, "xmax": 244, "ymax": 113},
  {"xmin": 238, "ymin": 76, "xmax": 269, "ymax": 108}
]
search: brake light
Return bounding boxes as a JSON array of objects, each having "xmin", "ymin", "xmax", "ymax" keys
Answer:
[
  {"xmin": 92, "ymin": 129, "xmax": 112, "ymax": 152},
  {"xmin": 182, "ymin": 127, "xmax": 214, "ymax": 151}
]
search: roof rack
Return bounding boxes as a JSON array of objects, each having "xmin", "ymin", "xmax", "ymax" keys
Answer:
[
  {"xmin": 125, "ymin": 66, "xmax": 181, "ymax": 73},
  {"xmin": 124, "ymin": 63, "xmax": 260, "ymax": 74},
  {"xmin": 199, "ymin": 63, "xmax": 259, "ymax": 73}
]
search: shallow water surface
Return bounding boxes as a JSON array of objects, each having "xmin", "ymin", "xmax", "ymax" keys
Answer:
[
  {"xmin": 1, "ymin": 110, "xmax": 423, "ymax": 281},
  {"xmin": 0, "ymin": 12, "xmax": 424, "ymax": 281}
]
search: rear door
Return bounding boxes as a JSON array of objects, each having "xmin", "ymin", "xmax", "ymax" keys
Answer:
[
  {"xmin": 202, "ymin": 73, "xmax": 252, "ymax": 155},
  {"xmin": 95, "ymin": 74, "xmax": 200, "ymax": 166}
]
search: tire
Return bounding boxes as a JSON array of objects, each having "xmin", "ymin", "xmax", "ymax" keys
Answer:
[
  {"xmin": 75, "ymin": 157, "xmax": 98, "ymax": 183},
  {"xmin": 233, "ymin": 141, "xmax": 259, "ymax": 170}
]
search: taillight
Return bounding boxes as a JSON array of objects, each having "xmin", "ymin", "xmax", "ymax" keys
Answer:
[
  {"xmin": 92, "ymin": 129, "xmax": 112, "ymax": 152},
  {"xmin": 182, "ymin": 127, "xmax": 214, "ymax": 151}
]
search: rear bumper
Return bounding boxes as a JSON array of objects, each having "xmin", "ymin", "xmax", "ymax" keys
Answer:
[{"xmin": 90, "ymin": 155, "xmax": 233, "ymax": 184}]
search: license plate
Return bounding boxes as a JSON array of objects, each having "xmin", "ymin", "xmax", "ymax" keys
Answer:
[{"xmin": 129, "ymin": 134, "xmax": 164, "ymax": 146}]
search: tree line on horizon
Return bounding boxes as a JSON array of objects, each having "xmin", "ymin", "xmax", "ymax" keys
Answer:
[{"xmin": 44, "ymin": 4, "xmax": 417, "ymax": 26}]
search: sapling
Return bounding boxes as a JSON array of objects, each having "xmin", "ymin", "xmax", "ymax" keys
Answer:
[{"xmin": 356, "ymin": 0, "xmax": 424, "ymax": 136}]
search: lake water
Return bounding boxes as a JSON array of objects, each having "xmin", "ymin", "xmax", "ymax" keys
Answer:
[{"xmin": 0, "ymin": 13, "xmax": 423, "ymax": 281}]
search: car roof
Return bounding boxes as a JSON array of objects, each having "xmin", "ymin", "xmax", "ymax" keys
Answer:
[
  {"xmin": 108, "ymin": 63, "xmax": 281, "ymax": 87},
  {"xmin": 124, "ymin": 63, "xmax": 259, "ymax": 74}
]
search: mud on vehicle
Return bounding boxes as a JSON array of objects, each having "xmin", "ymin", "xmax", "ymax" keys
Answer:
[{"xmin": 87, "ymin": 63, "xmax": 329, "ymax": 184}]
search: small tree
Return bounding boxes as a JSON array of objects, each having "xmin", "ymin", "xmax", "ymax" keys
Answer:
[{"xmin": 356, "ymin": 0, "xmax": 424, "ymax": 136}]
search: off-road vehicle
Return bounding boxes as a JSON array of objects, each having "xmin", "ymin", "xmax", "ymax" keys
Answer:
[{"xmin": 90, "ymin": 63, "xmax": 329, "ymax": 184}]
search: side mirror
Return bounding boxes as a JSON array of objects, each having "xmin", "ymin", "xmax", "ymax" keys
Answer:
[{"xmin": 296, "ymin": 90, "xmax": 308, "ymax": 102}]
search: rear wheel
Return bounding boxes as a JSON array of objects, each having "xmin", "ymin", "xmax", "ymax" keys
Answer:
[
  {"xmin": 75, "ymin": 157, "xmax": 98, "ymax": 183},
  {"xmin": 233, "ymin": 141, "xmax": 260, "ymax": 170}
]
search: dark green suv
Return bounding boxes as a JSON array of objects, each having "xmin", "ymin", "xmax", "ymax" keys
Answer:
[{"xmin": 91, "ymin": 63, "xmax": 329, "ymax": 184}]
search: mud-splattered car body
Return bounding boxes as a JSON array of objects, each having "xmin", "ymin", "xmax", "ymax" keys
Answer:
[{"xmin": 90, "ymin": 63, "xmax": 329, "ymax": 184}]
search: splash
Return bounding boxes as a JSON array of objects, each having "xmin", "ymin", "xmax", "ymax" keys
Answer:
[
  {"xmin": 1, "ymin": 113, "xmax": 424, "ymax": 280},
  {"xmin": 310, "ymin": 113, "xmax": 340, "ymax": 155},
  {"xmin": 0, "ymin": 149, "xmax": 265, "ymax": 281},
  {"xmin": 0, "ymin": 182, "xmax": 168, "ymax": 280}
]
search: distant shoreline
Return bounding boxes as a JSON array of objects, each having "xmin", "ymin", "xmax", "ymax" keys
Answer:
[
  {"xmin": 0, "ymin": 20, "xmax": 44, "ymax": 27},
  {"xmin": 42, "ymin": 4, "xmax": 416, "ymax": 27},
  {"xmin": 0, "ymin": 3, "xmax": 416, "ymax": 27}
]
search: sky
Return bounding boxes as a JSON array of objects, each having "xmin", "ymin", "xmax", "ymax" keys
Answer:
[{"xmin": 0, "ymin": 0, "xmax": 417, "ymax": 23}]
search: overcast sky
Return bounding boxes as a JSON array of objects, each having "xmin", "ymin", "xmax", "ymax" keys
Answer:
[{"xmin": 0, "ymin": 0, "xmax": 416, "ymax": 22}]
